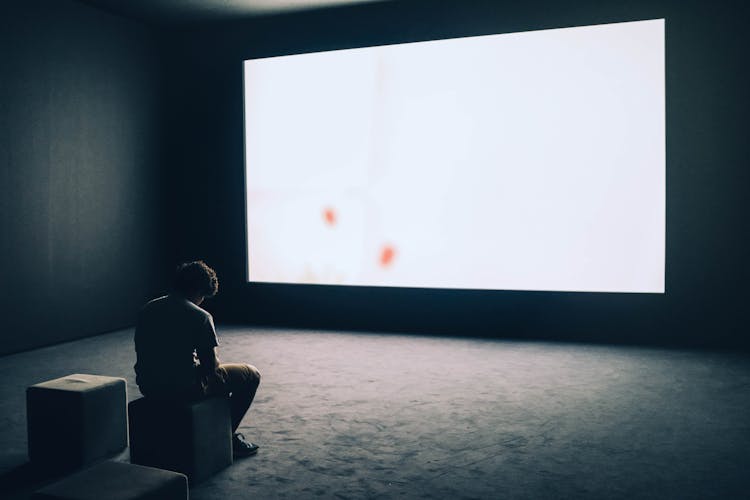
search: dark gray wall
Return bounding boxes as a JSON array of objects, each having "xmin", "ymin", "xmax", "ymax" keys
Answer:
[
  {"xmin": 0, "ymin": 0, "xmax": 169, "ymax": 354},
  {"xmin": 162, "ymin": 0, "xmax": 749, "ymax": 349}
]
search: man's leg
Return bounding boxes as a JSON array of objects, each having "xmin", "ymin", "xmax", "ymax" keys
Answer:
[{"xmin": 216, "ymin": 363, "xmax": 261, "ymax": 433}]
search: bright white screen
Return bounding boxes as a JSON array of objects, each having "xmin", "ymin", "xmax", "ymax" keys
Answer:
[{"xmin": 244, "ymin": 19, "xmax": 665, "ymax": 293}]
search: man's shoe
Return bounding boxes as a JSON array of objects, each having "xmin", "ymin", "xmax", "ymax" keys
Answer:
[{"xmin": 233, "ymin": 433, "xmax": 259, "ymax": 457}]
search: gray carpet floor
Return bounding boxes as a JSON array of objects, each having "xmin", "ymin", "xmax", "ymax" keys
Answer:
[{"xmin": 1, "ymin": 326, "xmax": 749, "ymax": 499}]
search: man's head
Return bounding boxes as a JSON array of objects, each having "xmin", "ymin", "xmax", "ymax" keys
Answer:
[{"xmin": 173, "ymin": 261, "xmax": 219, "ymax": 305}]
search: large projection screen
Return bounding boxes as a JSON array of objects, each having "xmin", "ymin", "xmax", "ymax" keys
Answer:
[{"xmin": 244, "ymin": 19, "xmax": 665, "ymax": 293}]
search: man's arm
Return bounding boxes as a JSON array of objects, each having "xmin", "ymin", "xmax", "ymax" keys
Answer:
[
  {"xmin": 196, "ymin": 345, "xmax": 220, "ymax": 377},
  {"xmin": 194, "ymin": 311, "xmax": 223, "ymax": 392}
]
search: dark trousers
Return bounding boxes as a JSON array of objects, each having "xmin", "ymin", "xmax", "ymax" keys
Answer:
[
  {"xmin": 139, "ymin": 363, "xmax": 260, "ymax": 434},
  {"xmin": 211, "ymin": 363, "xmax": 261, "ymax": 433}
]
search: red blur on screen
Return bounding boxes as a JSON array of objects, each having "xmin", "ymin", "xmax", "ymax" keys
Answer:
[
  {"xmin": 380, "ymin": 245, "xmax": 396, "ymax": 267},
  {"xmin": 323, "ymin": 207, "xmax": 337, "ymax": 226}
]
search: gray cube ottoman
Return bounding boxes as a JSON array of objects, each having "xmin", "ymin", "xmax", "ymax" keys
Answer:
[
  {"xmin": 31, "ymin": 460, "xmax": 188, "ymax": 500},
  {"xmin": 27, "ymin": 374, "xmax": 127, "ymax": 470},
  {"xmin": 128, "ymin": 396, "xmax": 232, "ymax": 484}
]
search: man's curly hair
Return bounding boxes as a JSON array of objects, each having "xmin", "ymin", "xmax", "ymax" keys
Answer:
[{"xmin": 173, "ymin": 261, "xmax": 219, "ymax": 298}]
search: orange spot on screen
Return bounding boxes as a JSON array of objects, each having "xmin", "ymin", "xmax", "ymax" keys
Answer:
[
  {"xmin": 380, "ymin": 245, "xmax": 396, "ymax": 267},
  {"xmin": 323, "ymin": 207, "xmax": 336, "ymax": 226}
]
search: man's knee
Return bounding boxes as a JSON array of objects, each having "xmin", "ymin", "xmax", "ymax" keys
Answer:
[
  {"xmin": 218, "ymin": 363, "xmax": 259, "ymax": 393},
  {"xmin": 245, "ymin": 364, "xmax": 261, "ymax": 388}
]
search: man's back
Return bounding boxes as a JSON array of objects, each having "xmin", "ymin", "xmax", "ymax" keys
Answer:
[{"xmin": 134, "ymin": 295, "xmax": 218, "ymax": 398}]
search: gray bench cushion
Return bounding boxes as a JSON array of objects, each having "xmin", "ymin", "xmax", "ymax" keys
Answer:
[
  {"xmin": 31, "ymin": 460, "xmax": 187, "ymax": 500},
  {"xmin": 27, "ymin": 374, "xmax": 127, "ymax": 470}
]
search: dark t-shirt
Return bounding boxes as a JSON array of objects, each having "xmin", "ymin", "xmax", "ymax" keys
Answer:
[{"xmin": 134, "ymin": 295, "xmax": 219, "ymax": 397}]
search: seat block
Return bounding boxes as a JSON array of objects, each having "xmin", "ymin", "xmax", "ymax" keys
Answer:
[
  {"xmin": 27, "ymin": 374, "xmax": 128, "ymax": 470},
  {"xmin": 128, "ymin": 396, "xmax": 232, "ymax": 483}
]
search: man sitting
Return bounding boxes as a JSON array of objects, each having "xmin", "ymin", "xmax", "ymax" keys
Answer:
[{"xmin": 134, "ymin": 260, "xmax": 261, "ymax": 457}]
